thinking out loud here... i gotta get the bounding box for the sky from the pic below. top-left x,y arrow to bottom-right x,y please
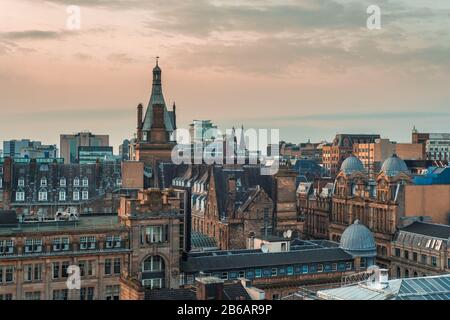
1,0 -> 450,152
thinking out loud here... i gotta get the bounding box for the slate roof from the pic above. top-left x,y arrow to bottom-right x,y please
401,221 -> 450,239
181,247 -> 353,273
223,283 -> 251,300
144,288 -> 196,300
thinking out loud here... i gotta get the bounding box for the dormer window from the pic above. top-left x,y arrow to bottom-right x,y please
82,177 -> 89,187
40,177 -> 47,187
18,178 -> 25,187
60,178 -> 66,187
74,177 -> 80,187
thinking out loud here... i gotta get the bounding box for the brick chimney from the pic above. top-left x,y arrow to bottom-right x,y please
195,277 -> 224,300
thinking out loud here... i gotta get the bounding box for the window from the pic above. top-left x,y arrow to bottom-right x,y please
331,263 -> 338,272
116,179 -> 122,186
142,278 -> 162,289
5,266 -> 14,283
271,268 -> 277,277
302,265 -> 309,273
59,190 -> 66,201
287,266 -> 294,275
82,190 -> 89,200
61,261 -> 70,278
16,191 -> 25,202
360,259 -> 366,269
40,177 -> 47,187
395,248 -> 401,257
413,252 -> 418,262
60,178 -> 66,187
106,236 -> 121,249
24,264 -> 41,283
404,250 -> 409,260
142,225 -> 168,244
73,191 -> 80,201
105,285 -> 120,300
52,289 -> 68,300
238,271 -> 245,278
255,269 -> 262,278
74,178 -> 80,187
0,294 -> 13,300
38,191 -> 47,202
52,263 -> 60,279
105,259 -> 112,275
18,178 -> 25,187
345,262 -> 353,271
113,258 -> 121,275
0,240 -> 14,254
431,256 -> 437,267
25,291 -> 41,300
317,264 -> 324,273
221,272 -> 228,280
421,254 -> 427,264
82,178 -> 89,187
80,236 -> 96,250
53,237 -> 70,251
25,239 -> 42,253
142,256 -> 164,272
80,287 -> 94,300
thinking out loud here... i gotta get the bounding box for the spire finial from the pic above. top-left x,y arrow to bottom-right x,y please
156,56 -> 159,66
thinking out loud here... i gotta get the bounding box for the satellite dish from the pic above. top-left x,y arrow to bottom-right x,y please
286,230 -> 293,238
261,244 -> 269,253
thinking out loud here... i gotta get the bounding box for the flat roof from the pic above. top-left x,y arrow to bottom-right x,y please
0,214 -> 123,236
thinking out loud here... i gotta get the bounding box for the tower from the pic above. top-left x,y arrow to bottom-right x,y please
134,59 -> 177,187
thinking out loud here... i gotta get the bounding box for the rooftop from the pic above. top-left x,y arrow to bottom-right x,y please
400,221 -> 450,240
317,274 -> 450,300
0,214 -> 123,236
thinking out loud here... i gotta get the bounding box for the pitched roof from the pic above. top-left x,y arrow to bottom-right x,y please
401,221 -> 450,239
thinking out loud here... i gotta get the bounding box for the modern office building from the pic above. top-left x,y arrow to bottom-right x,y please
78,146 -> 115,164
60,132 -> 109,164
3,140 -> 58,159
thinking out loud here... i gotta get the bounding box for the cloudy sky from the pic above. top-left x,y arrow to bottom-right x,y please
1,0 -> 450,151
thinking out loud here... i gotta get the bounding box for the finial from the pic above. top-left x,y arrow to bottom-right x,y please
156,56 -> 159,66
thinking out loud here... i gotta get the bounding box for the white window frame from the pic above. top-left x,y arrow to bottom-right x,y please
73,191 -> 80,201
60,178 -> 66,187
59,190 -> 66,201
82,190 -> 89,200
74,178 -> 80,187
38,191 -> 47,202
18,178 -> 25,187
16,191 -> 25,202
40,178 -> 47,187
82,178 -> 89,187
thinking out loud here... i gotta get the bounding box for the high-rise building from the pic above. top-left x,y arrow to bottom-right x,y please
2,140 -> 58,159
60,132 -> 109,164
119,139 -> 130,161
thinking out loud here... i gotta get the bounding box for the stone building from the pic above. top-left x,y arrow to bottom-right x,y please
329,154 -> 411,268
133,60 -> 177,188
0,157 -> 126,217
390,221 -> 450,279
322,134 -> 380,177
0,188 -> 185,300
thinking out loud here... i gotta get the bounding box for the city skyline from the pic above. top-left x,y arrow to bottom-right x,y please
1,0 -> 450,150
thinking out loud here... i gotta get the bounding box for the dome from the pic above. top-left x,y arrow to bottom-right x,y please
381,154 -> 409,177
340,156 -> 365,175
339,220 -> 376,258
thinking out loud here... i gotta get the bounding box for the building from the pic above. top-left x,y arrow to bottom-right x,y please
119,140 -> 130,161
0,157 -> 133,216
317,273 -> 450,300
60,132 -> 109,164
297,182 -> 333,239
322,134 -> 380,177
3,140 -> 58,159
353,138 -> 424,176
78,146 -> 115,164
167,163 -> 302,250
405,166 -> 450,225
329,154 -> 412,268
390,221 -> 450,279
134,60 -> 177,187
0,188 -> 185,300
412,128 -> 450,162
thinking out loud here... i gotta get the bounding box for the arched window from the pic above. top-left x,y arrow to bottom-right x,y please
142,255 -> 165,272
396,267 -> 401,279
141,256 -> 165,289
404,269 -> 409,278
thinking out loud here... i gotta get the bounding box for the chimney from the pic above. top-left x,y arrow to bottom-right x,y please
195,277 -> 224,300
137,104 -> 143,141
